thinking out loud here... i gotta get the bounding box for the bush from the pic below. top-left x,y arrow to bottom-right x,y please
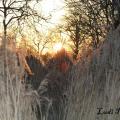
37,49 -> 73,120
26,54 -> 47,90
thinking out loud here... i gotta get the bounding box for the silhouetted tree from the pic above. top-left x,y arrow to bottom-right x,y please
64,0 -> 120,59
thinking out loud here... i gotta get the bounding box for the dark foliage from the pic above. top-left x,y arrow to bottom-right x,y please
46,49 -> 73,72
38,69 -> 70,120
37,50 -> 73,120
26,55 -> 48,90
25,49 -> 73,120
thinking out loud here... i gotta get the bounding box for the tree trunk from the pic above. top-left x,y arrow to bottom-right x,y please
2,9 -> 7,80
73,23 -> 80,60
73,46 -> 79,60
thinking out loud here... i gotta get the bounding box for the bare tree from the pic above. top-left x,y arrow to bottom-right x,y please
63,0 -> 120,59
32,30 -> 49,54
65,12 -> 86,60
0,0 -> 44,75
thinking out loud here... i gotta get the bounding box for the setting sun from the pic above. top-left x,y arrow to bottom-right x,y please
53,42 -> 63,52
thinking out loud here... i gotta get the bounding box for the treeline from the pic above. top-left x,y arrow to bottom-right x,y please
61,0 -> 120,59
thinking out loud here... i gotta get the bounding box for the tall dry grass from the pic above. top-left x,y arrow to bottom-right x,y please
65,26 -> 120,120
0,44 -> 41,120
1,25 -> 120,120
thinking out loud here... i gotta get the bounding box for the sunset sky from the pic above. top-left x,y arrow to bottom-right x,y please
0,0 -> 65,29
32,0 -> 68,53
40,0 -> 65,27
0,0 -> 68,53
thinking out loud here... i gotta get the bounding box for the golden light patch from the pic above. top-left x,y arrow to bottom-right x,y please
53,42 -> 62,52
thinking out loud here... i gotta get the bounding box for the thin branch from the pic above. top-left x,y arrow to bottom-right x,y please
0,7 -> 4,9
8,0 -> 23,7
0,9 -> 4,13
2,0 -> 6,8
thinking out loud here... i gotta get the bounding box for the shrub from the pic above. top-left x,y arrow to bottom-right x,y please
26,54 -> 47,90
37,49 -> 73,120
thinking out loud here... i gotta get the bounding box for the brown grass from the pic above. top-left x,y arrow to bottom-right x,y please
65,26 -> 120,120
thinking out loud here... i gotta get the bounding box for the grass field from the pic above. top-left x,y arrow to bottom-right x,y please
0,26 -> 120,120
